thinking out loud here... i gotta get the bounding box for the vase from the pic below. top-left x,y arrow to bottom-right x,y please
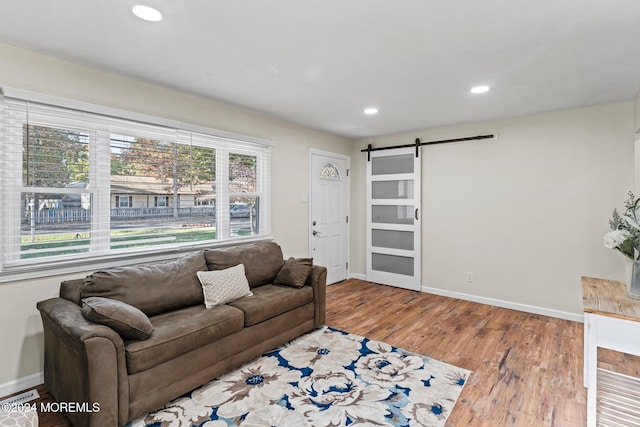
626,259 -> 640,299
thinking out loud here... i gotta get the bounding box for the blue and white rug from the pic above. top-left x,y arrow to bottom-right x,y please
131,327 -> 471,427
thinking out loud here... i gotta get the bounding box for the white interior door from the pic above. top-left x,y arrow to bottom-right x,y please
310,151 -> 349,284
366,147 -> 421,290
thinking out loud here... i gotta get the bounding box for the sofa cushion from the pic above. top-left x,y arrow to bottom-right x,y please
197,264 -> 253,308
274,257 -> 313,288
204,241 -> 284,288
81,251 -> 207,316
60,278 -> 84,305
81,297 -> 154,340
228,284 -> 313,326
125,304 -> 244,374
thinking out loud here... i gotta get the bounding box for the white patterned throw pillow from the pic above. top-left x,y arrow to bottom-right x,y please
197,264 -> 253,308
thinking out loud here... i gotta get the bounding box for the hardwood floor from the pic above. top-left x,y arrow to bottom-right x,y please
7,278 -> 640,426
326,279 -> 640,427
326,280 -> 585,426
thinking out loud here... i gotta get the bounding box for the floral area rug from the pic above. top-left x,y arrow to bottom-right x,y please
129,326 -> 471,427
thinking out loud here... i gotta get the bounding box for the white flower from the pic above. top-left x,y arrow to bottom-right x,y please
401,370 -> 469,426
240,405 -> 308,427
191,356 -> 301,418
288,369 -> 393,426
355,351 -> 424,388
143,396 -> 212,427
604,229 -> 630,249
279,328 -> 361,372
201,422 -> 228,427
625,215 -> 640,231
403,400 -> 452,427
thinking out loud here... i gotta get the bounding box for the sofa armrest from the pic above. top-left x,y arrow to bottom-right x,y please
305,265 -> 327,327
37,298 -> 129,427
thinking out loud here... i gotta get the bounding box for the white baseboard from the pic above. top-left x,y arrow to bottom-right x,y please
349,274 -> 581,322
421,285 -> 583,323
0,372 -> 43,398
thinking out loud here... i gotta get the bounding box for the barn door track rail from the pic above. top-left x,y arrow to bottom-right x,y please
361,134 -> 495,161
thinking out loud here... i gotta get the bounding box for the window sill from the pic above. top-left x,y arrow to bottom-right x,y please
0,235 -> 273,284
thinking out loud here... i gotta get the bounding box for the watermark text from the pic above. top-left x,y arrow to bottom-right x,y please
1,401 -> 100,413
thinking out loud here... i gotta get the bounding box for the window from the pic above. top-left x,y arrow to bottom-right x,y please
319,162 -> 341,181
0,90 -> 272,275
116,195 -> 133,208
19,124 -> 92,259
154,196 -> 168,207
229,153 -> 259,236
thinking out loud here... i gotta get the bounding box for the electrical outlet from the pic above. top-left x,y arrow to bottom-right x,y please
466,272 -> 474,283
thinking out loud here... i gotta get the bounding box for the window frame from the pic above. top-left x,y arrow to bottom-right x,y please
0,87 -> 273,283
154,196 -> 168,208
116,195 -> 133,208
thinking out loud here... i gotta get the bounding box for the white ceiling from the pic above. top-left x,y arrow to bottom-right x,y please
1,0 -> 639,138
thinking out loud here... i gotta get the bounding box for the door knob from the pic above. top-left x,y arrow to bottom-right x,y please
313,230 -> 321,236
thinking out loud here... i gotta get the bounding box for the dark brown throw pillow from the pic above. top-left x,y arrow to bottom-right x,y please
274,257 -> 313,288
81,296 -> 154,340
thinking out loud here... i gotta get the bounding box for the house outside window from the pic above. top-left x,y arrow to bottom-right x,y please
0,90 -> 272,276
195,196 -> 214,206
154,196 -> 168,207
116,195 -> 133,208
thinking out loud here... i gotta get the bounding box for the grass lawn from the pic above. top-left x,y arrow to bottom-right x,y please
20,227 -> 218,259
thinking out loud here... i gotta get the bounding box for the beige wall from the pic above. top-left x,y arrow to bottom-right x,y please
636,92 -> 640,191
635,91 -> 640,133
0,43 -> 351,387
352,102 -> 635,315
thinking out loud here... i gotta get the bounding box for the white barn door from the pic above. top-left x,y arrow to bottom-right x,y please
366,147 -> 421,290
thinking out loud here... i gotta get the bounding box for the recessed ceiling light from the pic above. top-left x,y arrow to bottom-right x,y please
132,5 -> 163,22
470,85 -> 490,94
364,107 -> 378,115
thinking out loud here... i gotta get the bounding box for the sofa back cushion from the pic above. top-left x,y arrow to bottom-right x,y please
60,278 -> 84,305
81,251 -> 207,316
204,241 -> 284,288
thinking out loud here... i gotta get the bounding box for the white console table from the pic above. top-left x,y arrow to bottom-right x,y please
583,276 -> 640,427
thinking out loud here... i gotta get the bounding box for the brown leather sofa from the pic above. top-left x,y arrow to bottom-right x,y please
36,241 -> 327,427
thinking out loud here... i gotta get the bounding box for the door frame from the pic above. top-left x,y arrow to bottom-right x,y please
308,148 -> 351,283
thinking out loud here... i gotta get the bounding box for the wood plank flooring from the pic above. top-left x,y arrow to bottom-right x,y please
326,280 -> 588,426
326,279 -> 640,427
7,278 -> 640,426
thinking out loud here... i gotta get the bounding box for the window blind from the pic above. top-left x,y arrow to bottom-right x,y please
0,91 -> 272,273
